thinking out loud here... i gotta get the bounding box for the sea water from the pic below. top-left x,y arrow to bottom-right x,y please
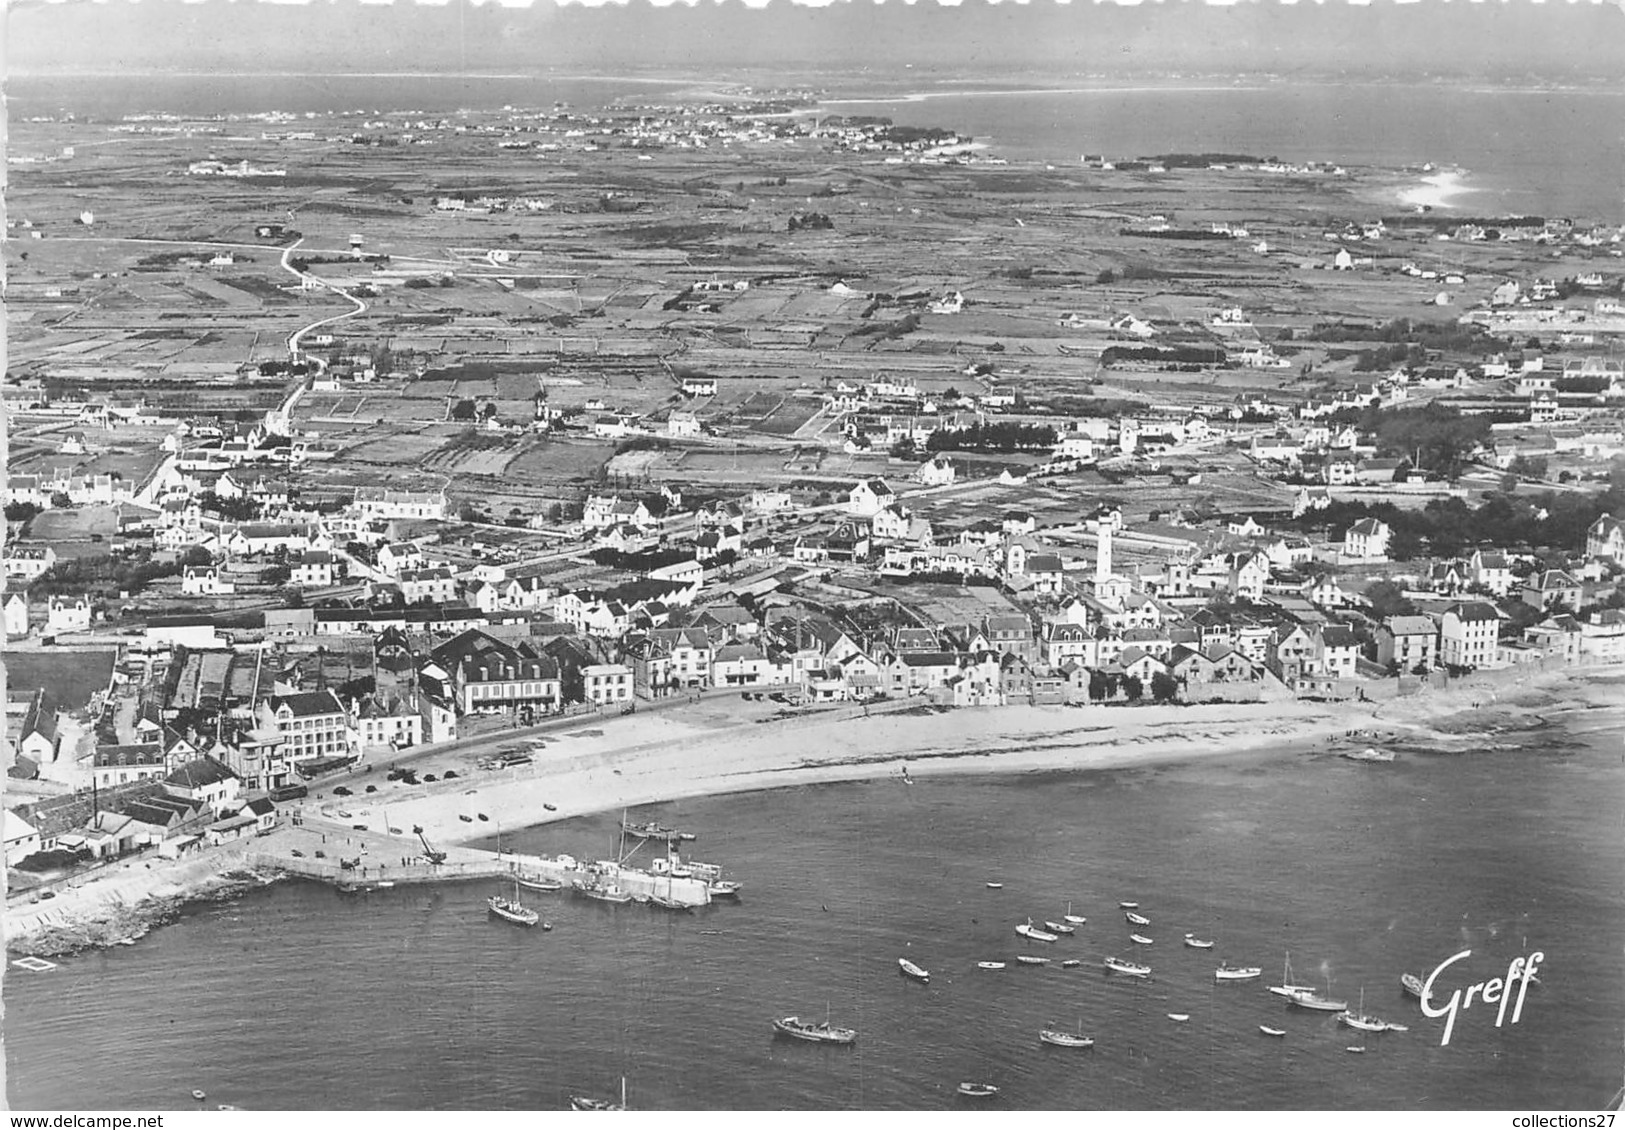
6,698 -> 1621,1110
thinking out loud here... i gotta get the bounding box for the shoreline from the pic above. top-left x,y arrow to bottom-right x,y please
1397,168 -> 1472,211
7,664 -> 1617,959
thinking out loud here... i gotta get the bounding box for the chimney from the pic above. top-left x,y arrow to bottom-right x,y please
1096,525 -> 1113,585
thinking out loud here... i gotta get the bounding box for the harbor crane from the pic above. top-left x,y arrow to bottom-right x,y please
418,830 -> 447,866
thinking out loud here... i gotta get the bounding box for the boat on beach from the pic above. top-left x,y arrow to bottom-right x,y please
1016,919 -> 1059,943
1129,934 -> 1153,945
1184,934 -> 1214,949
1216,964 -> 1263,981
773,1012 -> 857,1046
1125,910 -> 1151,926
898,957 -> 931,983
1104,956 -> 1151,977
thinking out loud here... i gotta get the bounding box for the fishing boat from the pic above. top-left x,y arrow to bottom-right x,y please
1119,901 -> 1139,909
1259,1026 -> 1286,1037
1400,973 -> 1425,999
1125,910 -> 1151,926
986,882 -> 1004,890
1184,934 -> 1214,949
957,1083 -> 999,1099
1015,955 -> 1050,966
1016,919 -> 1058,943
1044,920 -> 1075,935
579,883 -> 634,905
570,1079 -> 628,1111
1338,989 -> 1400,1033
1215,963 -> 1263,981
978,961 -> 1007,971
1268,952 -> 1319,998
708,880 -> 743,899
1129,934 -> 1154,945
517,875 -> 564,893
773,1011 -> 857,1046
488,892 -> 541,927
1104,956 -> 1151,978
1287,981 -> 1349,1012
622,818 -> 691,841
1061,959 -> 1083,968
898,957 -> 931,983
1040,1022 -> 1094,1048
1063,903 -> 1086,925
1167,1013 -> 1191,1022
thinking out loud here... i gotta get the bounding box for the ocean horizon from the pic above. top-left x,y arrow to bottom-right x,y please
10,74 -> 1624,223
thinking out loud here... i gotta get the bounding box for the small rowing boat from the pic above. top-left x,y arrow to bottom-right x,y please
1044,920 -> 1075,935
957,1083 -> 999,1099
1119,901 -> 1139,909
898,958 -> 931,983
1184,934 -> 1214,949
517,875 -> 564,893
1061,959 -> 1082,968
1167,1013 -> 1190,1022
986,882 -> 1004,890
1125,911 -> 1150,926
1063,902 -> 1086,925
191,1090 -> 207,1102
1129,934 -> 1154,945
1259,1026 -> 1286,1037
1400,972 -> 1425,999
1346,1046 -> 1366,1054
1015,955 -> 1050,966
978,961 -> 1007,971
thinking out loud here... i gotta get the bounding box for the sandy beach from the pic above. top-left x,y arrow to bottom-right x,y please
1398,168 -> 1471,211
9,663 -> 1616,957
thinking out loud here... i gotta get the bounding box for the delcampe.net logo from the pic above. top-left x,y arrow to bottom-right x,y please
1421,949 -> 1545,1047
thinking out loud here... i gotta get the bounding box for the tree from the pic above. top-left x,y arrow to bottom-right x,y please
450,399 -> 477,421
1088,669 -> 1113,702
50,492 -> 71,509
1122,675 -> 1144,703
1363,580 -> 1418,621
180,546 -> 214,568
5,501 -> 41,524
1095,268 -> 1117,285
1150,670 -> 1179,703
262,563 -> 292,587
889,436 -> 917,459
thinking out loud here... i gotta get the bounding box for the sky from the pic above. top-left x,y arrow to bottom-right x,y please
6,0 -> 1621,80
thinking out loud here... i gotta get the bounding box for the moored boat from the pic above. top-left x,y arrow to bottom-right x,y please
1346,1046 -> 1366,1054
978,961 -> 1007,970
986,882 -> 1004,890
773,1015 -> 857,1046
1400,972 -> 1425,999
488,894 -> 541,927
1061,959 -> 1082,968
1259,1026 -> 1286,1037
1104,956 -> 1151,977
1184,934 -> 1214,949
579,883 -> 634,905
1063,902 -> 1086,925
1016,919 -> 1059,943
1129,934 -> 1154,945
898,957 -> 930,983
708,880 -> 743,899
1015,955 -> 1050,966
957,1083 -> 999,1099
1215,964 -> 1263,981
1119,901 -> 1139,909
517,875 -> 564,893
1125,911 -> 1151,926
570,1079 -> 628,1111
1044,920 -> 1075,935
1287,988 -> 1349,1012
1039,1024 -> 1094,1048
1167,1013 -> 1191,1022
1268,951 -> 1319,998
191,1090 -> 207,1102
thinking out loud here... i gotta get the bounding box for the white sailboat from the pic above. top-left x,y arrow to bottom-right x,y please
1268,951 -> 1319,998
